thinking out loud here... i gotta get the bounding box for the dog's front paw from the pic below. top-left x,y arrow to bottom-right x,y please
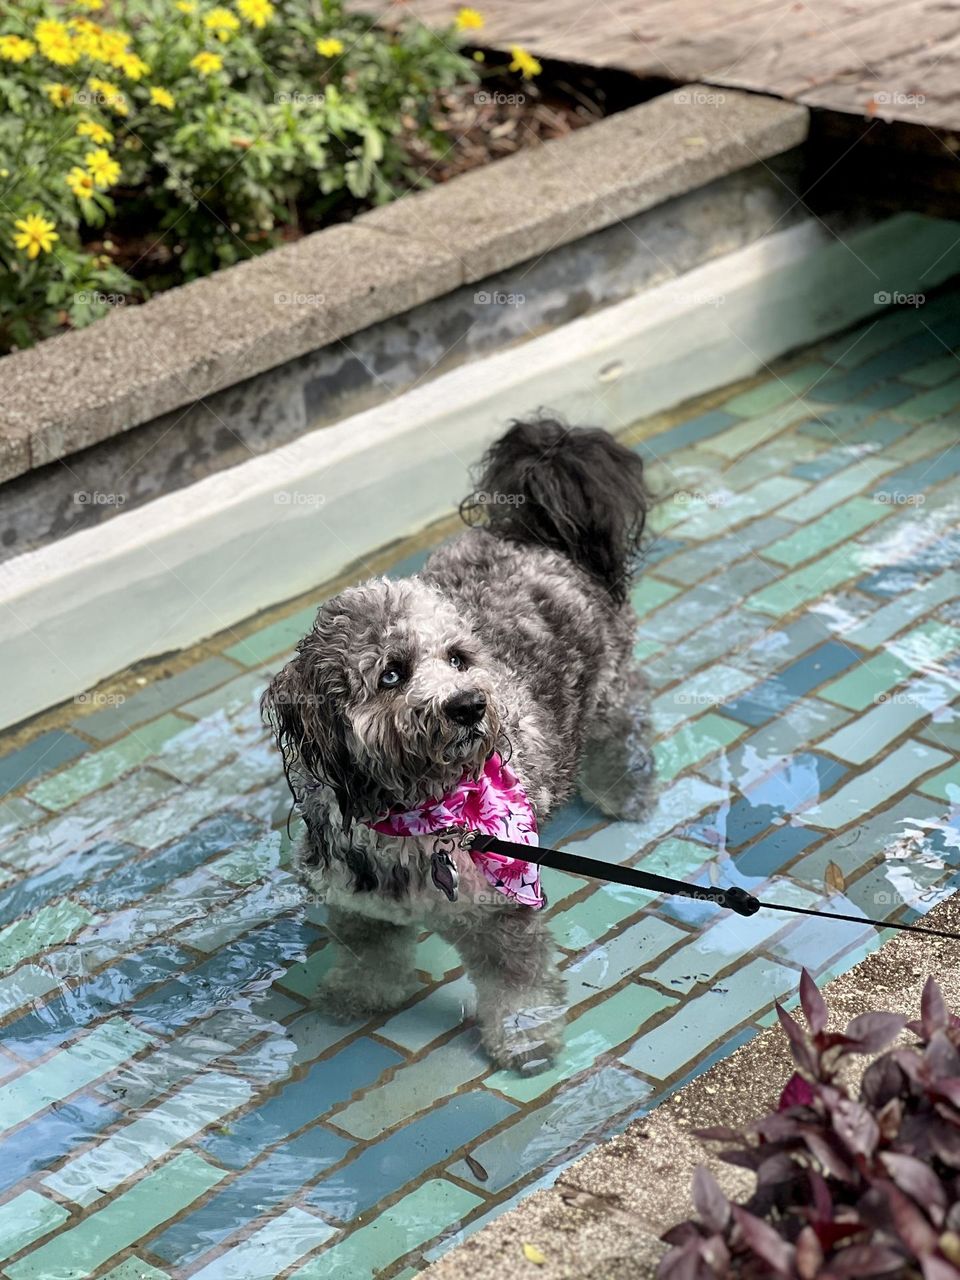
481,1000 -> 565,1075
318,968 -> 418,1020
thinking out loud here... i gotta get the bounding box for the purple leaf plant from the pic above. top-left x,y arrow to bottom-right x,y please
658,969 -> 960,1280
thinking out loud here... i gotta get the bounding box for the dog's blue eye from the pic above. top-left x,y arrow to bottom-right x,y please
379,668 -> 402,688
449,653 -> 464,669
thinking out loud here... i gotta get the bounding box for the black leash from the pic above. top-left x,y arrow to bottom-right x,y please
468,833 -> 960,944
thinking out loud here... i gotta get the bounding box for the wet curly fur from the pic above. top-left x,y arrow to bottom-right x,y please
263,417 -> 654,1073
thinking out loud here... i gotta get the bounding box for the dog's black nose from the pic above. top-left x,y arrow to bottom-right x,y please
444,689 -> 487,726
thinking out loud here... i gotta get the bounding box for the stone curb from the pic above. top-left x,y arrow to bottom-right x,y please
359,85 -> 808,282
0,85 -> 807,484
422,895 -> 960,1280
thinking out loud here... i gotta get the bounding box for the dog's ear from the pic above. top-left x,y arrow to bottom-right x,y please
260,658 -> 358,830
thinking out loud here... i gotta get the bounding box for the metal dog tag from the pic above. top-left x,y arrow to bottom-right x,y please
430,838 -> 459,903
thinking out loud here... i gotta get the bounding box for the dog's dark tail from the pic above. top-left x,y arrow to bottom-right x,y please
460,416 -> 649,606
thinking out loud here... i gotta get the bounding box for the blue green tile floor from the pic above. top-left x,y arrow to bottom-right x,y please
1,290 -> 959,1279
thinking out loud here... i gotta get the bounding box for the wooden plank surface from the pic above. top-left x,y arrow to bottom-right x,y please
354,0 -> 960,131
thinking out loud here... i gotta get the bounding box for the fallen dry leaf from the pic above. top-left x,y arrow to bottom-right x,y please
825,860 -> 846,894
556,1179 -> 623,1211
522,1242 -> 547,1264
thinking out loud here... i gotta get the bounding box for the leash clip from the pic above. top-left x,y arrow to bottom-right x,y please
450,826 -> 478,849
430,830 -> 464,903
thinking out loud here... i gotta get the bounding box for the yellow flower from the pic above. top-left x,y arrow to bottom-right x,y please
99,30 -> 131,60
115,51 -> 150,79
34,20 -> 68,42
35,20 -> 81,66
455,7 -> 484,30
75,0 -> 104,10
237,0 -> 274,28
149,85 -> 175,109
77,118 -> 113,143
88,75 -> 129,114
13,212 -> 59,260
43,82 -> 74,107
315,36 -> 344,57
39,34 -> 80,65
0,35 -> 36,63
190,50 -> 223,75
175,1 -> 197,12
66,166 -> 96,198
204,7 -> 240,40
85,147 -> 121,189
70,20 -> 108,59
508,44 -> 541,77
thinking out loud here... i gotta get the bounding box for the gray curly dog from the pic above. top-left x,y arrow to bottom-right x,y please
263,417 -> 654,1074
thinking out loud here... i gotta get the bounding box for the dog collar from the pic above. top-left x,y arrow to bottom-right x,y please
366,753 -> 544,909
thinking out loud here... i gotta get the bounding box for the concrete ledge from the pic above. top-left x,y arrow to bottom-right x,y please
360,85 -> 808,281
1,224 -> 458,479
422,894 -> 960,1280
0,85 -> 807,484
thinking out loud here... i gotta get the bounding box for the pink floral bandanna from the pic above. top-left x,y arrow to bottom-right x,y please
367,753 -> 544,908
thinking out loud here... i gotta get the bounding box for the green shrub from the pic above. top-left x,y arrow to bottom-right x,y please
0,0 -> 497,350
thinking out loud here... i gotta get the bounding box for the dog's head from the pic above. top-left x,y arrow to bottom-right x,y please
262,577 -> 504,827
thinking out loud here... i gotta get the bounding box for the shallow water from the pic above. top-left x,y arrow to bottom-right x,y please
0,295 -> 958,1278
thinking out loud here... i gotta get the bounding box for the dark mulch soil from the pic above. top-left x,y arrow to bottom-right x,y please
405,70 -> 608,181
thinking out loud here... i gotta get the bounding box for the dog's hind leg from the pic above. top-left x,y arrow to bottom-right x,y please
446,909 -> 565,1074
318,906 -> 419,1019
579,663 -> 655,822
